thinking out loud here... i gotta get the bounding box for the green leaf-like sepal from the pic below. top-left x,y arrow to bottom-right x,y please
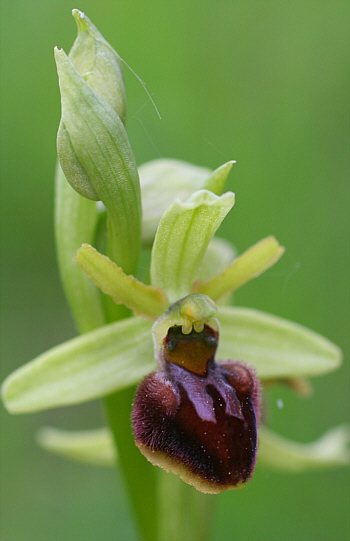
258,425 -> 350,471
2,318 -> 154,413
75,243 -> 168,319
217,306 -> 342,378
193,236 -> 284,300
150,189 -> 235,302
37,426 -> 116,466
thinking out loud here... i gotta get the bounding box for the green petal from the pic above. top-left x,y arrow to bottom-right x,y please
150,189 -> 235,303
217,306 -> 342,378
194,236 -> 284,300
55,163 -> 106,333
258,425 -> 350,471
55,47 -> 141,274
37,426 -> 115,466
2,318 -> 155,414
75,243 -> 168,319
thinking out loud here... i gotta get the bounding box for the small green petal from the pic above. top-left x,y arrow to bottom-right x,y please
217,306 -> 342,378
150,189 -> 235,303
2,318 -> 154,414
194,236 -> 284,300
37,426 -> 115,466
55,163 -> 106,333
202,160 -> 235,195
75,243 -> 168,319
258,425 -> 350,471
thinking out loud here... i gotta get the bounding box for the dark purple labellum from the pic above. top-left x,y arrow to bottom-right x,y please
132,324 -> 260,494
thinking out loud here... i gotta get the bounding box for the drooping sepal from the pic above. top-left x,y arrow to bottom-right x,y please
258,425 -> 350,471
37,426 -> 116,466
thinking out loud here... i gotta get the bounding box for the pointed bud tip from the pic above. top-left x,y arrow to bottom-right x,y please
54,46 -> 66,61
72,9 -> 88,33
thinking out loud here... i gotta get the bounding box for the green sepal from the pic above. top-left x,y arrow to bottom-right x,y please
75,243 -> 168,319
55,163 -> 106,333
70,9 -> 127,123
37,426 -> 115,466
258,425 -> 350,471
217,306 -> 342,378
55,47 -> 141,273
2,317 -> 154,414
193,236 -> 285,300
150,189 -> 235,303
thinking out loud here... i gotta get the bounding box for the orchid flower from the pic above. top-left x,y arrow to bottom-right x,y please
1,10 -> 348,541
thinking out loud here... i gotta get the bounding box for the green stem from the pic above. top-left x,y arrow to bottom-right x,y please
104,387 -> 158,541
158,470 -> 214,541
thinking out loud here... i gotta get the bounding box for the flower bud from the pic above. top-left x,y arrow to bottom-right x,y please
55,47 -> 141,271
132,295 -> 260,494
69,9 -> 127,123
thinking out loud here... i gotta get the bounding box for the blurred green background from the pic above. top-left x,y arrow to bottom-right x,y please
1,1 -> 349,540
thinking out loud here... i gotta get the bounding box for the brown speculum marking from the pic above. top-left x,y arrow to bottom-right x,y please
132,324 -> 260,493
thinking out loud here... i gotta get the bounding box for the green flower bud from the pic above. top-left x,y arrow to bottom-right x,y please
55,48 -> 141,271
69,9 -> 127,123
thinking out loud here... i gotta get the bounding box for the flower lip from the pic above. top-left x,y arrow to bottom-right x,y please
132,354 -> 260,493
